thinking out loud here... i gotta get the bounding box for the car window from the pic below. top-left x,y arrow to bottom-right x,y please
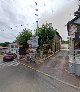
7,53 -> 13,55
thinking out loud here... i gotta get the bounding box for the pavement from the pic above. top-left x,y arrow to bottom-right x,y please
18,49 -> 80,88
0,49 -> 80,92
0,61 -> 80,92
0,44 -> 80,91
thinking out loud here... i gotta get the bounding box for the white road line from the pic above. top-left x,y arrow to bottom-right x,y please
0,63 -> 4,66
7,61 -> 20,66
12,63 -> 20,66
0,61 -> 20,68
17,60 -> 80,90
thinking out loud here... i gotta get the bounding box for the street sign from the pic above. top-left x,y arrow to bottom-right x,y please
27,36 -> 39,48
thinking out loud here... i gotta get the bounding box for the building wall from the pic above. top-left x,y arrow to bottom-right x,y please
8,43 -> 19,53
54,34 -> 61,52
0,47 -> 8,53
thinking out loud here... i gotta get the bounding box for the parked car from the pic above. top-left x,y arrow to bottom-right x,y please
3,53 -> 17,61
7,53 -> 17,59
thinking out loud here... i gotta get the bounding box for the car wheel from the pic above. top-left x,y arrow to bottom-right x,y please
3,59 -> 7,62
11,59 -> 14,61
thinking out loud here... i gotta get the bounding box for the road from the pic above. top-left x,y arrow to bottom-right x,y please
0,59 -> 80,92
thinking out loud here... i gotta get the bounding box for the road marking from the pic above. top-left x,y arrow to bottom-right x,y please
7,61 -> 20,66
17,60 -> 80,90
0,63 -> 5,66
0,61 -> 20,68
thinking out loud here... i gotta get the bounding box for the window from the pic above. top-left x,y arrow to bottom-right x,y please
11,45 -> 14,48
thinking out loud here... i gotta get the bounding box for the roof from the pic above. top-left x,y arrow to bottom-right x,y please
56,31 -> 62,39
67,16 -> 80,35
0,46 -> 8,49
9,42 -> 18,46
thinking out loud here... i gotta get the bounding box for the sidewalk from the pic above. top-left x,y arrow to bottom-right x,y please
18,50 -> 80,87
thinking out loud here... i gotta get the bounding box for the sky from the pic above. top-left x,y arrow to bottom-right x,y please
0,0 -> 79,42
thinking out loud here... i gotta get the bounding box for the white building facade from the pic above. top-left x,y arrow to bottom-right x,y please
8,42 -> 19,53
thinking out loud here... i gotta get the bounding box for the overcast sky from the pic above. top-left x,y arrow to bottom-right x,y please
0,0 -> 79,42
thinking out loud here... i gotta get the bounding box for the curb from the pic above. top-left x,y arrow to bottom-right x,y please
19,50 -> 60,64
17,60 -> 80,90
37,50 -> 60,64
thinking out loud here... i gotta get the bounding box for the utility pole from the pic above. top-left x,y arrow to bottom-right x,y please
34,1 -> 39,36
36,20 -> 38,36
36,21 -> 38,28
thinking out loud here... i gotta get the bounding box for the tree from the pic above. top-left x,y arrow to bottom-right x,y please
16,28 -> 32,47
35,23 -> 57,50
0,42 -> 10,47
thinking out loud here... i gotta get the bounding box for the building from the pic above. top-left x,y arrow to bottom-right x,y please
67,2 -> 80,75
8,42 -> 19,53
54,31 -> 62,52
51,31 -> 62,53
0,46 -> 8,53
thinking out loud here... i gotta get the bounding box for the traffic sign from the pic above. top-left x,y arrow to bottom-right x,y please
27,36 -> 39,48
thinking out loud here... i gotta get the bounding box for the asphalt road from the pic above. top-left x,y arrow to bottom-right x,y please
0,60 -> 80,92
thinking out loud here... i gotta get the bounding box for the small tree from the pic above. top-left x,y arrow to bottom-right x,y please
16,28 -> 32,48
0,42 -> 10,47
36,23 -> 57,50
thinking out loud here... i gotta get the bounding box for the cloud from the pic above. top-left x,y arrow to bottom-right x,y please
39,0 -> 78,40
0,0 -> 36,42
0,0 -> 78,42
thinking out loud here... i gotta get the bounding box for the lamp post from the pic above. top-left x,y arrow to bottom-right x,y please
36,21 -> 38,29
35,2 -> 38,36
36,20 -> 38,36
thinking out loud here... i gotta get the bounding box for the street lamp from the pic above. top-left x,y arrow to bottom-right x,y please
34,1 -> 39,36
36,20 -> 38,29
36,20 -> 38,36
